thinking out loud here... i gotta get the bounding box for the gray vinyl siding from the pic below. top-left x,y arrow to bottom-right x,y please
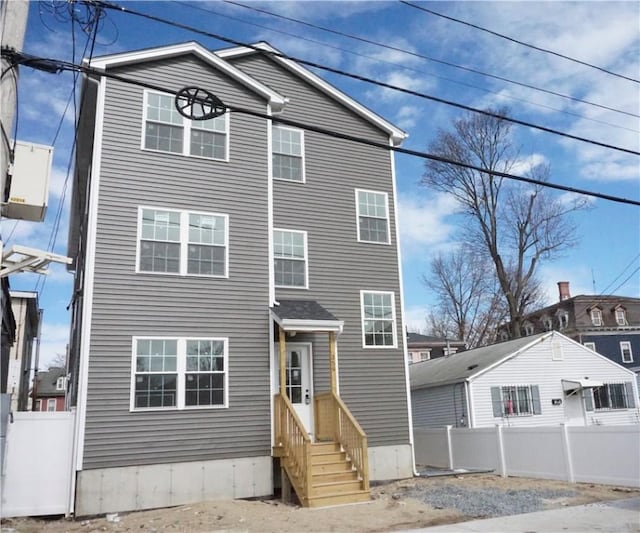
83,55 -> 272,469
411,384 -> 468,429
231,55 -> 410,447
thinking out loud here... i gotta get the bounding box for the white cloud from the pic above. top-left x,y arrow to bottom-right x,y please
38,321 -> 70,370
403,305 -> 430,334
510,153 -> 548,175
395,105 -> 420,130
397,192 -> 459,256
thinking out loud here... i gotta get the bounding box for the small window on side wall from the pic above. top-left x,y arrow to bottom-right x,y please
361,291 -> 396,348
355,189 -> 390,244
272,125 -> 304,182
620,341 -> 633,363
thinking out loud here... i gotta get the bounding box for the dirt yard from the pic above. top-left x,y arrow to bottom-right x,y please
3,474 -> 638,533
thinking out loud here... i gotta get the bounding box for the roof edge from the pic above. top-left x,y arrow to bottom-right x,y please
217,42 -> 408,145
87,41 -> 287,111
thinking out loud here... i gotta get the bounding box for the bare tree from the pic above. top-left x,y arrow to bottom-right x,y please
423,250 -> 506,347
48,352 -> 67,370
422,108 -> 588,338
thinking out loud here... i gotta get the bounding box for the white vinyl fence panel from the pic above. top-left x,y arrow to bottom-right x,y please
0,411 -> 75,517
414,424 -> 640,488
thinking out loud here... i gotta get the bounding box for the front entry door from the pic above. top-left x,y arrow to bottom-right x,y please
278,344 -> 313,438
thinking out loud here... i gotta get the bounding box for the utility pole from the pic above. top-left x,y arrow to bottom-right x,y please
1,0 -> 29,474
1,0 -> 29,200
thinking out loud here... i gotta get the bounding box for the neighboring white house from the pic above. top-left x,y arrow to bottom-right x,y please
410,331 -> 639,428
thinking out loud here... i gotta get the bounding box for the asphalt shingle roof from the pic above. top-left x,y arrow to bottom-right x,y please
410,332 -> 552,390
271,300 -> 338,322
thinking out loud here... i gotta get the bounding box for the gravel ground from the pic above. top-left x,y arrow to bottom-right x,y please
404,483 -> 578,518
3,474 -> 637,532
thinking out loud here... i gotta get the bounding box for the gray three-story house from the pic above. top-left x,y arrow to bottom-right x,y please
67,41 -> 414,514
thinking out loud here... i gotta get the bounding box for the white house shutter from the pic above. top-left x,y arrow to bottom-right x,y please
531,385 -> 541,414
584,389 -> 594,411
491,387 -> 502,417
624,382 -> 636,408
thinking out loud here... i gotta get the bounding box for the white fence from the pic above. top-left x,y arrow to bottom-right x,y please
1,411 -> 75,517
414,424 -> 640,488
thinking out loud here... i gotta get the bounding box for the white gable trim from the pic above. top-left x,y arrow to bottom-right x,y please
88,41 -> 287,112
217,42 -> 407,146
561,332 -> 638,378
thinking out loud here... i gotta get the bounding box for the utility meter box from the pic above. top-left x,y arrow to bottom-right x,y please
3,141 -> 53,222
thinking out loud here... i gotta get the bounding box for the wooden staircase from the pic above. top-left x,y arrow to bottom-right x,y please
274,393 -> 370,508
306,441 -> 370,507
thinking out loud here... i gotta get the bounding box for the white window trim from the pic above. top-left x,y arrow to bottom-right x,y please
135,206 -> 229,278
551,341 -> 563,361
500,384 -> 536,417
620,341 -> 633,363
272,125 -> 305,183
419,350 -> 431,361
47,398 -> 56,411
56,377 -> 66,391
360,290 -> 397,349
130,336 -> 229,412
557,312 -> 569,330
593,382 -> 629,411
355,189 -> 391,245
141,90 -> 230,162
583,342 -> 596,351
590,308 -> 602,326
273,228 -> 309,290
615,308 -> 627,326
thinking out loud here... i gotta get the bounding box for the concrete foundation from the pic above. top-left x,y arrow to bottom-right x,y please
75,455 -> 272,516
368,444 -> 414,480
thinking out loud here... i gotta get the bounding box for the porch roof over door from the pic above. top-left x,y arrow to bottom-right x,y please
271,300 -> 344,333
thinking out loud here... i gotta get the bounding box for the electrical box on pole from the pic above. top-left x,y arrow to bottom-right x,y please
2,141 -> 53,222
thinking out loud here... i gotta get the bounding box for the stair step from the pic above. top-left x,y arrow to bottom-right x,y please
311,450 -> 346,464
307,490 -> 371,508
312,479 -> 363,497
311,442 -> 341,453
312,470 -> 358,483
312,461 -> 353,474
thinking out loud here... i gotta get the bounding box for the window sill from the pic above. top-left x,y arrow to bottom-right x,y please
275,285 -> 309,290
136,270 -> 229,279
130,405 -> 229,412
357,239 -> 392,246
141,146 -> 229,163
273,177 -> 306,184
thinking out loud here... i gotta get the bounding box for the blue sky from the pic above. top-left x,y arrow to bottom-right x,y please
3,1 -> 639,367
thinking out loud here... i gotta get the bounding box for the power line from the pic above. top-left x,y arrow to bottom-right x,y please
608,267 -> 640,296
172,0 -> 637,135
223,0 -> 638,118
598,253 -> 640,295
400,1 -> 640,85
82,1 -> 640,157
7,48 -> 640,207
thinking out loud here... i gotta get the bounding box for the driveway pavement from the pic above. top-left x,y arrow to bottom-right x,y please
404,496 -> 640,532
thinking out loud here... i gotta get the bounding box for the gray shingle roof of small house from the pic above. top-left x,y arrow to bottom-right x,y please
271,300 -> 338,322
35,367 -> 66,397
410,332 -> 552,390
406,332 -> 466,346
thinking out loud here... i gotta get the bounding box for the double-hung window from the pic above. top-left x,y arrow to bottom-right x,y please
273,125 -> 304,182
620,341 -> 633,363
47,399 -> 56,412
590,308 -> 602,326
361,291 -> 396,348
492,385 -> 541,417
356,189 -> 390,244
132,337 -> 227,410
593,383 -> 628,410
138,207 -> 228,277
143,91 -> 228,160
615,308 -> 627,325
273,229 -> 307,288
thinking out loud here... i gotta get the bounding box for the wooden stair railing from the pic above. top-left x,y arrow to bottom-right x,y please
274,393 -> 312,504
314,391 -> 370,491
